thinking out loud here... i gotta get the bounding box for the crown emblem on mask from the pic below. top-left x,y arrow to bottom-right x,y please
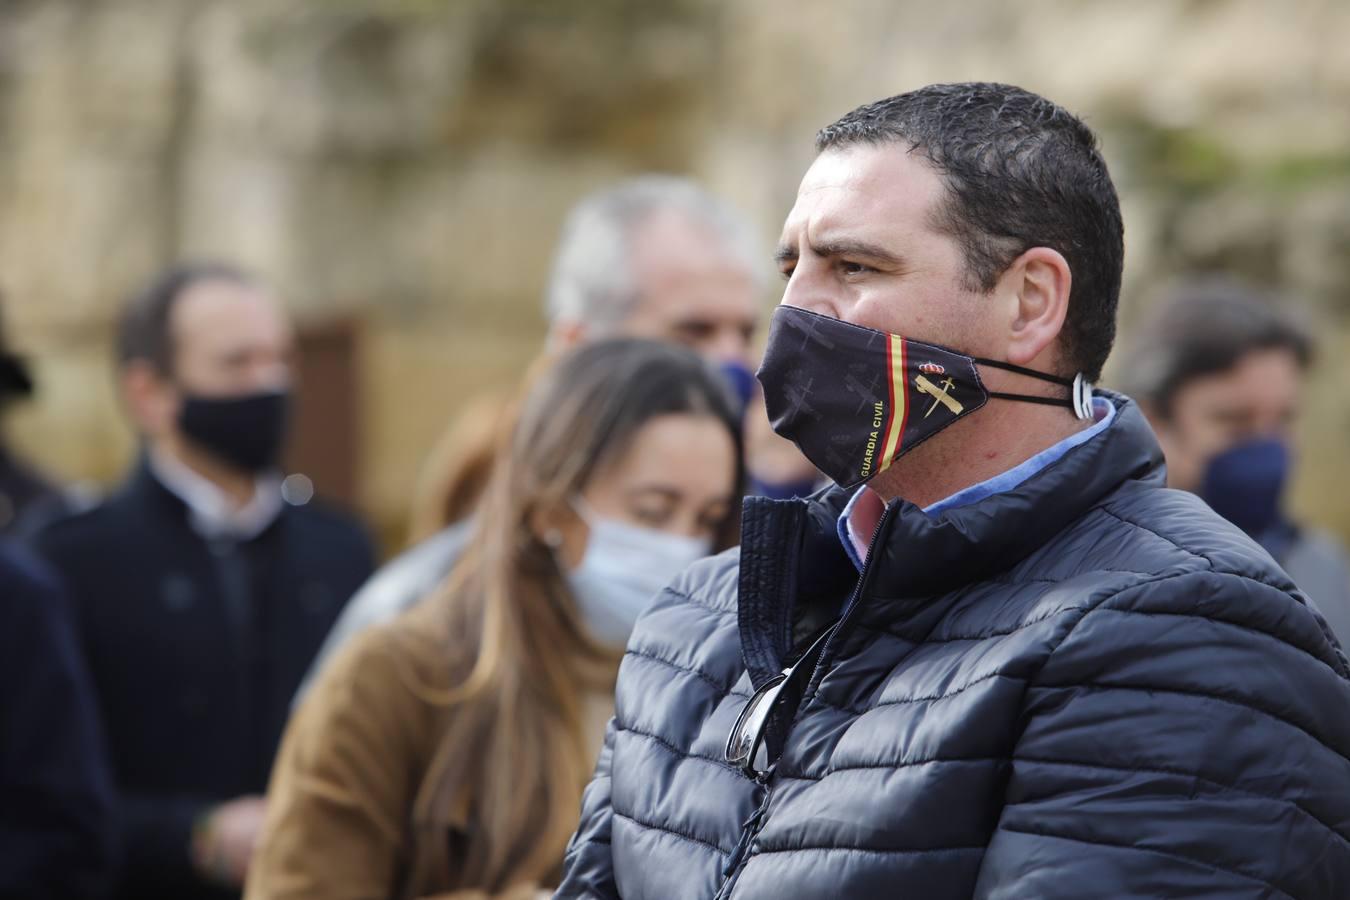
919,362 -> 946,375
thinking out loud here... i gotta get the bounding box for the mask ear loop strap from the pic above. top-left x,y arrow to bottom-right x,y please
974,360 -> 1095,421
986,392 -> 1073,407
972,357 -> 1074,387
570,495 -> 600,527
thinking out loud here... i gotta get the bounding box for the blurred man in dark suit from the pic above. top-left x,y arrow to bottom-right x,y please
34,263 -> 375,900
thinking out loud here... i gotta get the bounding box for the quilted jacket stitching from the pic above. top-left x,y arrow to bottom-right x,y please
855,601 -> 1100,646
997,823 -> 1295,899
1031,679 -> 1350,765
661,585 -> 736,617
1085,602 -> 1347,680
810,669 -> 1025,717
1098,504 -> 1312,605
749,844 -> 987,857
814,572 -> 1200,719
624,648 -> 750,699
611,810 -> 731,856
844,568 -> 1197,711
616,722 -> 740,773
773,755 -> 1004,782
1014,755 -> 1350,846
1097,506 -> 1217,571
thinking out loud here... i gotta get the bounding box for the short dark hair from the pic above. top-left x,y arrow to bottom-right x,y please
815,82 -> 1124,382
1119,277 -> 1313,418
116,262 -> 256,375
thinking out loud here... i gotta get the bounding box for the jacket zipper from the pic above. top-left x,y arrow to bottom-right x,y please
713,504 -> 898,898
713,771 -> 775,900
801,503 -> 897,704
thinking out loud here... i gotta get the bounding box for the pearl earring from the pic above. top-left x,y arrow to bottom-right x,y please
542,528 -> 564,549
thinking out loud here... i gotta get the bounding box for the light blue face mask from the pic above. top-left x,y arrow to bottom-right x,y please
566,499 -> 713,647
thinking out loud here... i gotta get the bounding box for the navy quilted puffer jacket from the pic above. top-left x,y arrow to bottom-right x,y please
556,393 -> 1350,899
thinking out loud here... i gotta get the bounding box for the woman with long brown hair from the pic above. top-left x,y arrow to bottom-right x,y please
245,339 -> 744,900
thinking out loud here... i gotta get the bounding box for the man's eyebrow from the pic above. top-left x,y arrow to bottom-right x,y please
809,238 -> 906,267
773,243 -> 798,265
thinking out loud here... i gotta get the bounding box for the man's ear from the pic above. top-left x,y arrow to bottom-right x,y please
1000,246 -> 1072,369
120,360 -> 177,438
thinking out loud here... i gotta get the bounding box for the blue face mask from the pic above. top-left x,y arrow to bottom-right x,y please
719,359 -> 758,416
1199,437 -> 1291,540
565,501 -> 713,647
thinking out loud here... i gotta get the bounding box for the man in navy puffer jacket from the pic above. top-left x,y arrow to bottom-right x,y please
556,83 -> 1350,899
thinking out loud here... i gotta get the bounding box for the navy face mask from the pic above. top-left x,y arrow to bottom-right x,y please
178,389 -> 291,474
1199,437 -> 1290,539
719,359 -> 759,416
755,305 -> 1093,489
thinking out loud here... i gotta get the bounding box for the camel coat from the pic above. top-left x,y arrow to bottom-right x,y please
244,597 -> 611,900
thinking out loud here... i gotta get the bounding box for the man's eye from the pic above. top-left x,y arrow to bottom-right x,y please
1210,409 -> 1251,429
840,261 -> 871,276
674,322 -> 715,341
778,265 -> 795,282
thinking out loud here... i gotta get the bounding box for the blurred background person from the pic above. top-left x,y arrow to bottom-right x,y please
0,297 -> 64,535
246,339 -> 743,900
0,541 -> 118,899
543,176 -> 762,382
298,174 -> 812,699
540,175 -> 817,496
32,263 -> 376,900
408,174 -> 795,537
1121,277 -> 1350,643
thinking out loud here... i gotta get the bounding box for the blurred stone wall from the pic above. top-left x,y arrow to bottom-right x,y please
2,0 -> 1348,549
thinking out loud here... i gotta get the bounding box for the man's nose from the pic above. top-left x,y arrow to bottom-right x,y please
246,358 -> 291,393
779,264 -> 840,320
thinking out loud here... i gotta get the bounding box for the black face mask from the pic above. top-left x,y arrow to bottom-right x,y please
177,390 -> 291,474
755,305 -> 1093,489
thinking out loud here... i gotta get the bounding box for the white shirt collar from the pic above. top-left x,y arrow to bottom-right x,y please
147,449 -> 284,542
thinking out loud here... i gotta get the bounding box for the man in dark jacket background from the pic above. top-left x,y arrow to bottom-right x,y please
33,264 -> 375,900
556,83 -> 1350,899
0,541 -> 117,899
1122,278 -> 1350,646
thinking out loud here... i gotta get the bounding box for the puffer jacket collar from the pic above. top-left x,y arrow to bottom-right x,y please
737,391 -> 1165,688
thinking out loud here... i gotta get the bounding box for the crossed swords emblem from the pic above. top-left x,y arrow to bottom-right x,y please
914,374 -> 963,418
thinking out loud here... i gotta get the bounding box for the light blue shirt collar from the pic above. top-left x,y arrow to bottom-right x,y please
837,397 -> 1117,571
